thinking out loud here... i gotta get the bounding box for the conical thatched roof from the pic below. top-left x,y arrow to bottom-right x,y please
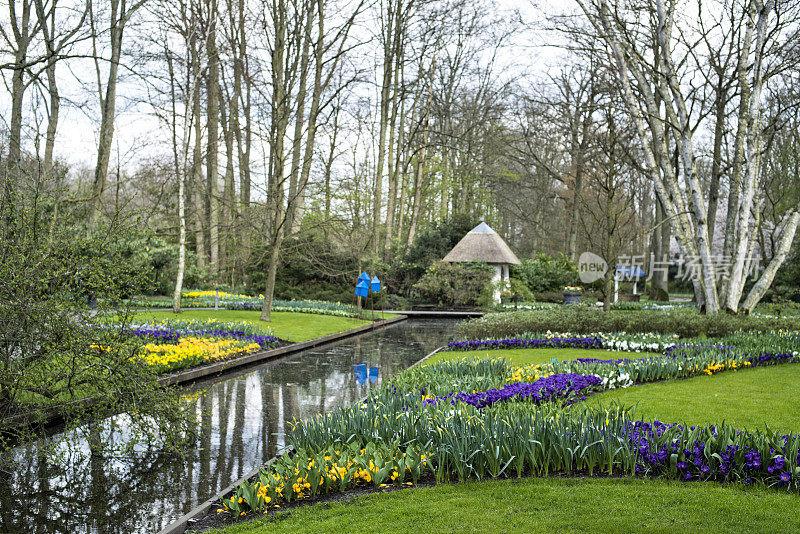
443,222 -> 521,265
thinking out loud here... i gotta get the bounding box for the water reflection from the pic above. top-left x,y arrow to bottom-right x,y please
0,319 -> 459,534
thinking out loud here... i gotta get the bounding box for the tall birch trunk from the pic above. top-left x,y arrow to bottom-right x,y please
725,0 -> 772,312
190,26 -> 206,269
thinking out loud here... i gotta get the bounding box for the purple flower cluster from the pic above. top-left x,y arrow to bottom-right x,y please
421,373 -> 602,409
625,421 -> 799,485
129,328 -> 283,348
447,337 -> 602,352
748,352 -> 795,366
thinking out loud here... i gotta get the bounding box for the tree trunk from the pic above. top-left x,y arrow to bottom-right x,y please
207,0 -> 221,275
259,240 -> 282,322
720,4 -> 755,305
742,210 -> 800,312
260,0 -> 289,322
725,0 -> 771,313
285,2 -> 312,238
373,0 -> 399,251
91,0 -> 136,223
6,0 -> 36,192
707,73 -> 727,248
191,28 -> 206,269
382,16 -> 404,257
173,174 -> 187,313
567,110 -> 591,261
407,51 -> 435,246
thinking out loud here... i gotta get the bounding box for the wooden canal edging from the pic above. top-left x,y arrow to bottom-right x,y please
159,314 -> 407,387
3,315 -> 407,438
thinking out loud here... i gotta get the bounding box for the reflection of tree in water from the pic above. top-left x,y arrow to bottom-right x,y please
0,319 -> 461,533
0,442 -> 197,533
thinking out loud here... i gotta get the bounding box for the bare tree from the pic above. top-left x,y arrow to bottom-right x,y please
89,0 -> 148,223
575,0 -> 800,313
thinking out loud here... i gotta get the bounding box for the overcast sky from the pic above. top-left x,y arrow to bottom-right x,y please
1,0 -> 573,177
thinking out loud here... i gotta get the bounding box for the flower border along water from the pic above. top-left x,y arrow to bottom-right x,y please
126,319 -> 286,373
217,331 -> 800,518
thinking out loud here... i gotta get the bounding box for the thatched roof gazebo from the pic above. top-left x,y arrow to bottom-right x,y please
443,222 -> 521,303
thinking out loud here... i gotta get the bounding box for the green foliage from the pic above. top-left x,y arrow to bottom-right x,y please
501,278 -> 535,303
411,261 -> 494,308
388,214 -> 479,296
512,253 -> 579,293
456,308 -> 800,339
0,191 -> 195,456
248,235 -> 359,302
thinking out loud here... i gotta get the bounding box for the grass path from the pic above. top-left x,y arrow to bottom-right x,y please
585,363 -> 800,434
125,310 -> 374,342
423,347 -> 657,367
206,477 -> 800,534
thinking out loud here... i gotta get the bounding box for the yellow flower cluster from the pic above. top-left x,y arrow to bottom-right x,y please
508,364 -> 554,383
139,337 -> 261,368
183,290 -> 235,298
220,448 -> 428,516
702,360 -> 751,376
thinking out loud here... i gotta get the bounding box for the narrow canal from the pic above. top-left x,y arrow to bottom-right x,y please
0,318 -> 462,534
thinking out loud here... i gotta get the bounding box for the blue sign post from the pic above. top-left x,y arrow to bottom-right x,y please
353,272 -> 385,321
355,279 -> 369,298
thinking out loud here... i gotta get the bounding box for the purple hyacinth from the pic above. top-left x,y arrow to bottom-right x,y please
128,328 -> 283,348
422,373 -> 602,409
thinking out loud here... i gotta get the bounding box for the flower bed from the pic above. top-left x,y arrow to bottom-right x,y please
217,331 -> 800,520
139,337 -> 263,372
123,319 -> 285,373
225,299 -> 360,317
223,395 -> 800,517
131,293 -> 363,318
421,373 -> 602,408
447,336 -> 602,351
457,308 -> 800,339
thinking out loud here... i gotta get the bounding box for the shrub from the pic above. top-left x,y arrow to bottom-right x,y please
411,261 -> 494,308
455,307 -> 800,340
512,253 -> 579,293
388,214 -> 479,297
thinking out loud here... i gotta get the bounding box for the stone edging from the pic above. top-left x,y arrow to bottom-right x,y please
407,345 -> 448,370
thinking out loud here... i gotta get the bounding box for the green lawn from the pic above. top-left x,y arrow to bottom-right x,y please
125,310 -> 378,342
424,347 -> 656,367
203,477 -> 800,534
586,364 -> 800,434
